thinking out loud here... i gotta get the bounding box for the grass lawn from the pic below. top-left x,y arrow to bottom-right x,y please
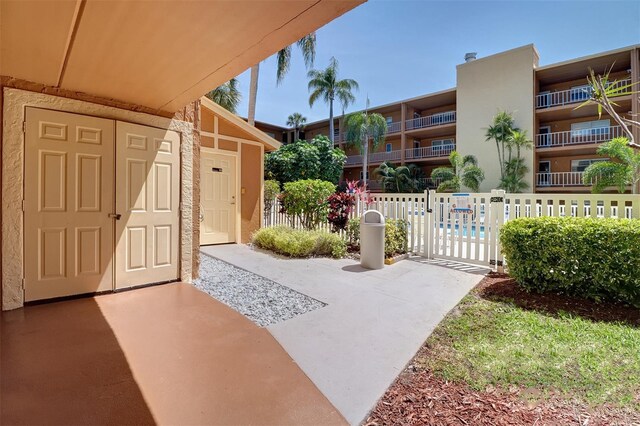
418,282 -> 640,410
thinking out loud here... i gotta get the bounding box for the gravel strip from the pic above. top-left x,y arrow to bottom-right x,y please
195,252 -> 326,327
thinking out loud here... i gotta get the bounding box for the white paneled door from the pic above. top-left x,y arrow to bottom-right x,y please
200,151 -> 237,245
115,122 -> 180,288
25,108 -> 115,301
24,108 -> 181,301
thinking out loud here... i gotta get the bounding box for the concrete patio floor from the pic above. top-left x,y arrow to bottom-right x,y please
1,283 -> 346,425
201,244 -> 485,425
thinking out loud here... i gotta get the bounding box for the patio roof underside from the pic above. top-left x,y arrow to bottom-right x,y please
0,0 -> 363,114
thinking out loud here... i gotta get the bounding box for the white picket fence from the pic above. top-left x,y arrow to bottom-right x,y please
263,191 -> 640,270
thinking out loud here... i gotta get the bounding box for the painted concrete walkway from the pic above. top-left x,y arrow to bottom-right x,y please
2,283 -> 346,425
201,244 -> 484,425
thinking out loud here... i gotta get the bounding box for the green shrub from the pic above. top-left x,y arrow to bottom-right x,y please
280,179 -> 335,230
346,217 -> 409,257
252,226 -> 346,258
263,179 -> 280,217
500,217 -> 640,307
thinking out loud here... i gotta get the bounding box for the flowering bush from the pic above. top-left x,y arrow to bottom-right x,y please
327,192 -> 355,232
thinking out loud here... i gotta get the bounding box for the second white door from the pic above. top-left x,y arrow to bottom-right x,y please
200,151 -> 237,245
115,121 -> 181,288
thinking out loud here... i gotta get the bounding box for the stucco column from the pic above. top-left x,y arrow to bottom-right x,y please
400,103 -> 406,165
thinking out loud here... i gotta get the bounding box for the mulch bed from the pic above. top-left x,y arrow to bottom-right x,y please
363,274 -> 640,425
478,272 -> 640,327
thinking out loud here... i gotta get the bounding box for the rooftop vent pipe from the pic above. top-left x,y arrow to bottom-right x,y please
464,52 -> 477,62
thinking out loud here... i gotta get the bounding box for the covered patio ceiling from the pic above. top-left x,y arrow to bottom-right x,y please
0,0 -> 364,113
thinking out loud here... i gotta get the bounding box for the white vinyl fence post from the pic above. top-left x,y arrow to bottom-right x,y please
489,189 -> 505,273
425,190 -> 434,259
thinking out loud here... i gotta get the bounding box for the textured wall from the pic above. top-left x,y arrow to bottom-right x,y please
456,45 -> 539,192
2,88 -> 194,310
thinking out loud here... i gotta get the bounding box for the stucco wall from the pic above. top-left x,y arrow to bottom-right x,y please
241,144 -> 261,243
456,45 -> 539,192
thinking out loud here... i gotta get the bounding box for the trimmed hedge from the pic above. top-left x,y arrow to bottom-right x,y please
347,217 -> 409,258
251,226 -> 346,258
500,217 -> 640,307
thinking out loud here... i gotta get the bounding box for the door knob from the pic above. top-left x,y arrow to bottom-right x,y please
230,196 -> 236,205
108,213 -> 122,220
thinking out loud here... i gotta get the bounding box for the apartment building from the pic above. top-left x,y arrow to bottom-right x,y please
256,44 -> 640,193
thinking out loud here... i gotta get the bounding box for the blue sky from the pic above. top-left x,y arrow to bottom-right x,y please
231,0 -> 640,126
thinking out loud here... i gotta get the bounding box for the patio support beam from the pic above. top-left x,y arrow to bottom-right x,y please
400,102 -> 407,165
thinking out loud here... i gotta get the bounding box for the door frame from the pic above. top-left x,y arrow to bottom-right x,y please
2,88 -> 194,310
200,146 -> 241,244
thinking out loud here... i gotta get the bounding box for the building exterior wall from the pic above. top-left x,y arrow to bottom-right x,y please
200,103 -> 272,244
456,45 -> 539,192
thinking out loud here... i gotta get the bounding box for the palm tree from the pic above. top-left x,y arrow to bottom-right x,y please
583,137 -> 640,194
500,130 -> 533,192
205,78 -> 241,114
247,33 -> 316,126
485,111 -> 516,179
308,57 -> 359,143
286,112 -> 307,141
431,151 -> 485,192
374,162 -> 415,193
344,104 -> 387,188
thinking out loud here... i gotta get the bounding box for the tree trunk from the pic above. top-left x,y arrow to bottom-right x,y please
294,128 -> 299,141
329,98 -> 334,143
362,134 -> 368,188
248,63 -> 260,126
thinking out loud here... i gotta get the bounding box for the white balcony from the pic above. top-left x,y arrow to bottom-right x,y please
386,121 -> 401,134
418,177 -> 443,188
536,172 -> 588,187
406,111 -> 456,130
405,144 -> 455,159
536,126 -> 622,148
536,79 -> 632,109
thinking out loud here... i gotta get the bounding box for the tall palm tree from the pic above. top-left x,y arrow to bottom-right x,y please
205,78 -> 241,113
501,129 -> 533,192
485,111 -> 516,179
344,102 -> 387,187
431,151 -> 485,192
583,137 -> 640,194
308,57 -> 359,143
286,112 -> 307,141
247,34 -> 316,126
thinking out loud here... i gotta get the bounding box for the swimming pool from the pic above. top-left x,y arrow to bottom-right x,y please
438,222 -> 486,239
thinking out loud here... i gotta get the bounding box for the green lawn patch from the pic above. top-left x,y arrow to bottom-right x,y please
420,289 -> 640,409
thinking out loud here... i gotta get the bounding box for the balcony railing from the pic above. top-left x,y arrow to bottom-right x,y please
418,177 -> 443,189
405,111 -> 456,130
405,144 -> 455,160
345,150 -> 402,166
386,121 -> 401,134
536,172 -> 587,187
536,126 -> 622,148
536,79 -> 632,109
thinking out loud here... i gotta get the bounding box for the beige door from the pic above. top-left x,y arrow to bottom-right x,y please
200,150 -> 237,245
115,121 -> 180,288
24,108 -> 114,301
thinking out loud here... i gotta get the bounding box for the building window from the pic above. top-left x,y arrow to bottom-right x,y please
385,143 -> 392,152
359,170 -> 369,180
571,158 -> 608,172
570,84 -> 592,102
265,132 -> 276,139
571,119 -> 610,137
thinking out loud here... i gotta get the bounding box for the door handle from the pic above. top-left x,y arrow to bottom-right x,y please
109,213 -> 122,220
230,196 -> 236,205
